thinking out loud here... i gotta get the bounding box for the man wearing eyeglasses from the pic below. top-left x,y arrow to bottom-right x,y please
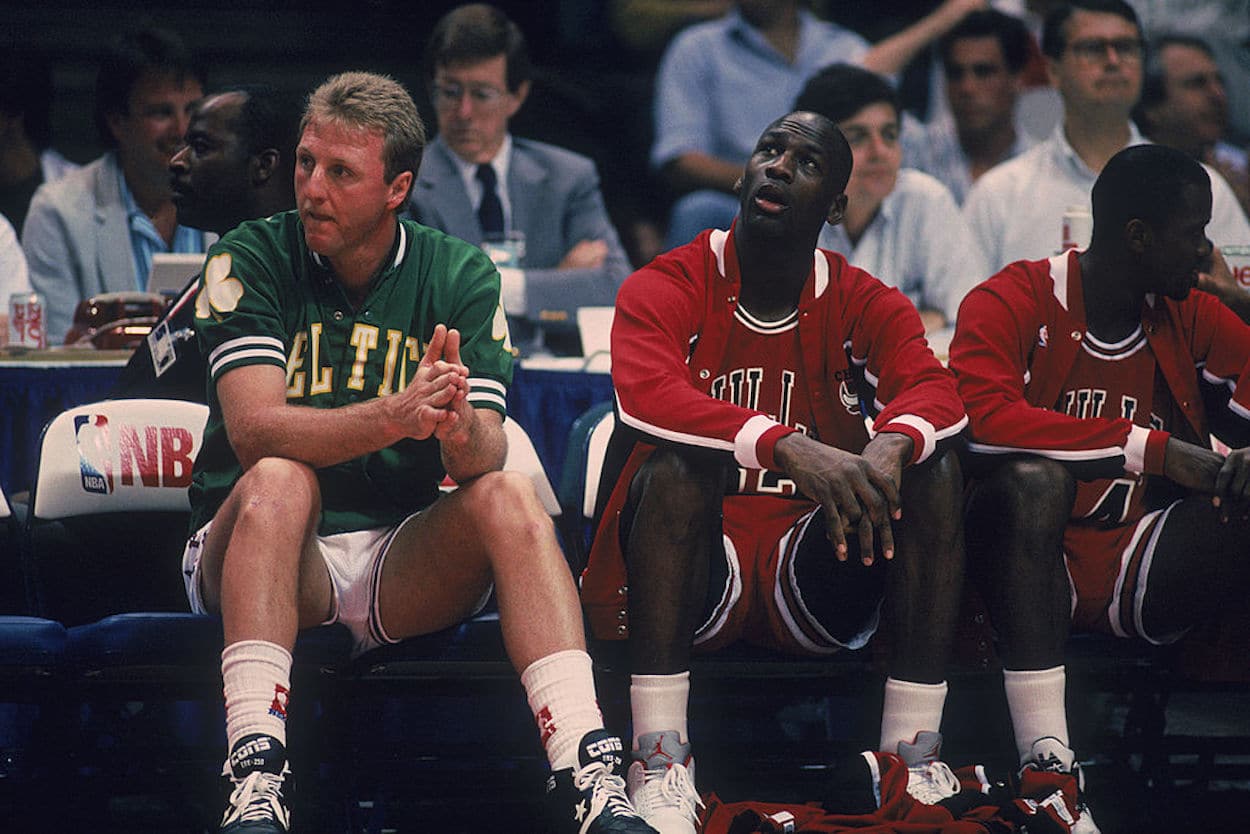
409,3 -> 631,356
962,0 -> 1250,271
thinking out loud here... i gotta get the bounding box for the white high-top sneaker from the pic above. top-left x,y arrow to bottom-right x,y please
626,731 -> 703,834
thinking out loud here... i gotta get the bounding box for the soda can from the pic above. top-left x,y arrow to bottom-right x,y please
1221,244 -> 1250,291
9,291 -> 48,349
1061,205 -> 1092,252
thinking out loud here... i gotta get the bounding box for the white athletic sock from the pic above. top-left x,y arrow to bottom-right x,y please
521,649 -> 605,771
1004,666 -> 1070,766
222,639 -> 293,752
879,677 -> 948,753
630,671 -> 691,748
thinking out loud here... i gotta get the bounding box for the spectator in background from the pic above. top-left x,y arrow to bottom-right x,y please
22,23 -> 208,344
904,9 -> 1036,204
962,0 -> 1250,272
652,0 -> 991,251
798,64 -> 986,333
111,85 -> 299,401
409,3 -> 630,357
1124,0 -> 1250,145
1134,34 -> 1250,218
0,47 -> 78,234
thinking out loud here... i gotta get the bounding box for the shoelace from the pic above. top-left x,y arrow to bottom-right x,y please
641,763 -> 704,819
574,761 -> 641,820
224,770 -> 289,825
905,760 -> 961,804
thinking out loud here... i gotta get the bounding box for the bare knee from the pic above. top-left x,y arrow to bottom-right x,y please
200,458 -> 321,610
987,456 -> 1075,526
902,447 -> 964,535
232,457 -> 321,530
461,469 -> 553,542
630,447 -> 724,530
967,456 -> 1074,572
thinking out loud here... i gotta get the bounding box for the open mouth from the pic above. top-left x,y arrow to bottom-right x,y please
752,184 -> 789,215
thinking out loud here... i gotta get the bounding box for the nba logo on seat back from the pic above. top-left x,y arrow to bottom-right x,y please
74,414 -> 196,495
75,414 -> 113,494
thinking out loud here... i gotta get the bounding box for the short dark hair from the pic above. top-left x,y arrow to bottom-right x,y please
1041,0 -> 1140,59
758,111 -> 854,197
939,10 -> 1033,74
1091,144 -> 1209,243
1133,34 -> 1217,132
94,23 -> 205,146
423,3 -> 532,92
794,63 -> 899,126
0,47 -> 54,148
216,84 -> 301,160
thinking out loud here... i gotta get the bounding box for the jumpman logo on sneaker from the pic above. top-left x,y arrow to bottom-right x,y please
649,734 -> 673,763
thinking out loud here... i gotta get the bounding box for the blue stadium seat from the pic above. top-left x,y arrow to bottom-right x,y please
0,483 -> 24,615
0,472 -> 70,808
555,400 -> 615,572
0,482 -> 66,719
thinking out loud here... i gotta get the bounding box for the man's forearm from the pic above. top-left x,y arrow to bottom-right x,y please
662,153 -> 743,195
226,397 -> 407,471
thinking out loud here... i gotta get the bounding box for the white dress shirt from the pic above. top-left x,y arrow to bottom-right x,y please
963,122 -> 1250,271
818,169 -> 989,323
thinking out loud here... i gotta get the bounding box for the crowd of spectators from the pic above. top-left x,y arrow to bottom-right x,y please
5,1 -> 1250,351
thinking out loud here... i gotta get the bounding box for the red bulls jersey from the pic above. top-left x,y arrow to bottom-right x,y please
714,305 -> 866,498
1059,325 -> 1182,525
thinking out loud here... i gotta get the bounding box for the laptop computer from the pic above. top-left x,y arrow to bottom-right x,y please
146,253 -> 206,297
576,306 -> 614,360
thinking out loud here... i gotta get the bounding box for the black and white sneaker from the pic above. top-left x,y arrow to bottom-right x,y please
546,729 -> 659,834
220,733 -> 292,833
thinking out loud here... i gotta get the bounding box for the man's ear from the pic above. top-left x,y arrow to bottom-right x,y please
826,193 -> 848,226
732,176 -> 743,195
249,149 -> 279,187
505,79 -> 531,118
386,170 -> 415,211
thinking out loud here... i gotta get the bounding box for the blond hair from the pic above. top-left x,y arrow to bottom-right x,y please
301,71 -> 425,189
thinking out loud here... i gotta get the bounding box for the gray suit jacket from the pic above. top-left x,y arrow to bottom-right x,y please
21,152 -> 213,343
409,136 -> 630,352
22,153 -> 135,342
